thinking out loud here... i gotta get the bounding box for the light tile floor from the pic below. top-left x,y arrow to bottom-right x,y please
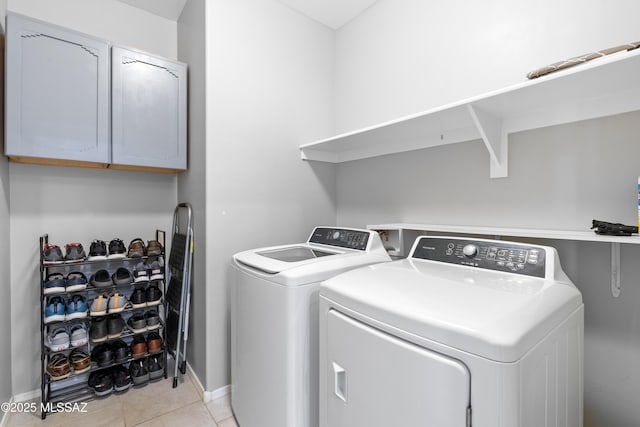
4,375 -> 238,427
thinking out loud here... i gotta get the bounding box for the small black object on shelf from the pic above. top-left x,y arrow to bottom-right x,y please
591,219 -> 638,236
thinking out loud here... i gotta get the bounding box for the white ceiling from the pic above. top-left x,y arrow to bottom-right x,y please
115,0 -> 378,29
277,0 -> 379,29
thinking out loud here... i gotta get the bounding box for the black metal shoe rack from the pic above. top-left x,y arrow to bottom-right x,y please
165,203 -> 194,388
39,231 -> 168,419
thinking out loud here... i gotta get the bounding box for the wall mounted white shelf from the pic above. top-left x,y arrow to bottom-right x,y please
301,48 -> 640,178
368,223 -> 640,298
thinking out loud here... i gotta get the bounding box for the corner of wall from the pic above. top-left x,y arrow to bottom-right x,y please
0,0 -> 13,409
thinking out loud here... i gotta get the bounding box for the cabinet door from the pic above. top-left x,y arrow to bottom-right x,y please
111,47 -> 187,171
5,13 -> 110,164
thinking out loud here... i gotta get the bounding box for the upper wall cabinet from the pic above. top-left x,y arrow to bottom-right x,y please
111,47 -> 187,171
5,13 -> 110,165
4,13 -> 188,173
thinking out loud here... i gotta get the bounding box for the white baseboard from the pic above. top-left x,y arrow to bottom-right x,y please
185,362 -> 230,403
0,397 -> 13,427
13,389 -> 39,403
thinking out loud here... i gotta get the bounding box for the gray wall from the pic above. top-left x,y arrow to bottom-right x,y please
177,0 -> 207,388
333,1 -> 640,425
205,0 -> 336,390
0,0 -> 13,410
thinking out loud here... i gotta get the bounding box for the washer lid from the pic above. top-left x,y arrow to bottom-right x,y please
320,257 -> 583,362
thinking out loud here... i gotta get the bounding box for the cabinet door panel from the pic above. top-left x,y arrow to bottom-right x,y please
6,13 -> 110,163
112,47 -> 187,170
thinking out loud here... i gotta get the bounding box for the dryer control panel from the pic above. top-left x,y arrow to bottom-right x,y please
309,227 -> 370,251
412,237 -> 546,278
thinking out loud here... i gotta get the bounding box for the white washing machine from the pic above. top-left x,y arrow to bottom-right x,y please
319,236 -> 584,427
231,227 -> 391,427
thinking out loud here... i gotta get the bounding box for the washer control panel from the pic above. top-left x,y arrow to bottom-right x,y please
412,237 -> 546,278
309,227 -> 370,251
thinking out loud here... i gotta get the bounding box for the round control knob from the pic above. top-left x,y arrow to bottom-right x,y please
462,244 -> 478,258
332,231 -> 341,240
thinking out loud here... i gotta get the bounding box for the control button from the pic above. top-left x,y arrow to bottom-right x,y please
528,258 -> 538,264
517,263 -> 525,270
497,261 -> 505,267
462,244 -> 478,258
447,243 -> 455,249
332,231 -> 340,240
446,250 -> 453,256
506,262 -> 515,269
497,250 -> 507,257
486,252 -> 496,260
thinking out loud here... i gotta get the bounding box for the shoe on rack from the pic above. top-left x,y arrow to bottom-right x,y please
70,323 -> 88,347
130,359 -> 149,386
90,317 -> 108,343
64,242 -> 86,262
127,238 -> 146,258
47,354 -> 71,381
65,271 -> 88,292
108,238 -> 127,259
131,335 -> 147,358
127,314 -> 147,334
147,332 -> 162,354
92,343 -> 114,367
90,294 -> 109,316
90,269 -> 112,288
108,292 -> 128,314
70,348 -> 91,374
146,283 -> 162,306
43,244 -> 64,264
44,296 -> 66,324
89,371 -> 114,397
146,240 -> 163,257
45,326 -> 70,352
147,259 -> 164,281
88,239 -> 108,261
144,310 -> 160,331
111,267 -> 133,286
65,295 -> 88,320
133,262 -> 149,284
129,287 -> 147,309
44,272 -> 66,295
107,313 -> 126,338
112,339 -> 130,364
112,365 -> 132,392
147,354 -> 164,380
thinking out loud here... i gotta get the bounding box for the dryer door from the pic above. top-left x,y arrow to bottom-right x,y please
324,310 -> 470,427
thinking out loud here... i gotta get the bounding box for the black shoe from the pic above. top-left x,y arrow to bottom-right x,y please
108,238 -> 127,259
112,339 -> 130,364
130,287 -> 147,308
127,314 -> 147,334
90,269 -> 112,288
130,359 -> 149,385
111,267 -> 133,286
112,365 -> 132,392
90,317 -> 108,343
107,314 -> 126,338
89,371 -> 113,396
146,283 -> 162,306
91,343 -> 113,367
144,310 -> 160,330
88,240 -> 107,260
147,355 -> 164,380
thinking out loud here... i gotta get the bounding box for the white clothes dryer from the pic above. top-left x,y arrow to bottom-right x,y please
231,227 -> 390,427
319,236 -> 584,427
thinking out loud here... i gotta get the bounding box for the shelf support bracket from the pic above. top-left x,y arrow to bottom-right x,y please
611,242 -> 621,297
467,104 -> 508,178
